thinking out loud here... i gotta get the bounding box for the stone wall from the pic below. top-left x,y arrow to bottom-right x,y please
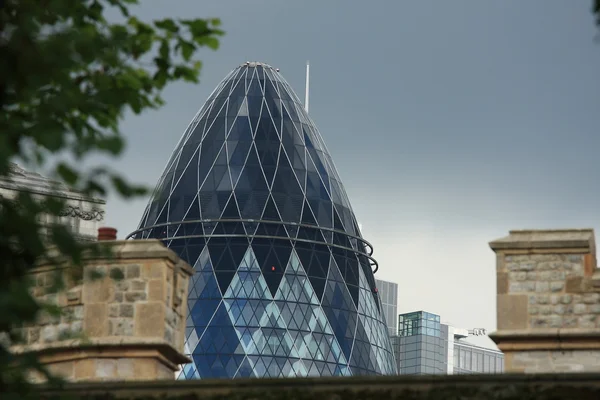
0,163 -> 106,241
11,239 -> 193,382
34,373 -> 600,400
489,229 -> 600,373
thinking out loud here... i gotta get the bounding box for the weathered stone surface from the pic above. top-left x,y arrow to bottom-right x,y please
583,293 -> 600,304
497,272 -> 509,294
10,239 -> 193,383
574,304 -> 588,314
550,281 -> 564,292
119,304 -> 134,318
41,325 -> 57,343
96,359 -> 116,380
116,358 -> 135,379
497,295 -> 528,330
126,264 -> 141,279
512,350 -> 600,373
490,229 -> 600,373
31,373 -> 600,400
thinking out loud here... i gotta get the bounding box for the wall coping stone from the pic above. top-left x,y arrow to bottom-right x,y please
491,328 -> 600,338
489,229 -> 595,252
491,329 -> 600,351
34,373 -> 600,399
10,337 -> 190,365
36,240 -> 193,277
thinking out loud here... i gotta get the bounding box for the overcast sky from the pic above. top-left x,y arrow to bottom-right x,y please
101,1 -> 600,348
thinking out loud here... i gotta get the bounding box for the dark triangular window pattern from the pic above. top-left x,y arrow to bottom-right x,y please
131,62 -> 395,378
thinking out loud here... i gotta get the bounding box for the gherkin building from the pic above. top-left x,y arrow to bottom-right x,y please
129,62 -> 397,378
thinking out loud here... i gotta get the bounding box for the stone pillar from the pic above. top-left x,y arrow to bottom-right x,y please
10,238 -> 193,382
489,229 -> 600,373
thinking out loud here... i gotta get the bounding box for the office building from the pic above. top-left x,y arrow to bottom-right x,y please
0,163 -> 105,241
129,62 -> 396,378
392,311 -> 504,375
375,279 -> 398,336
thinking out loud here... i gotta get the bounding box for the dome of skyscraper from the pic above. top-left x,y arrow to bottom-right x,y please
128,61 -> 396,378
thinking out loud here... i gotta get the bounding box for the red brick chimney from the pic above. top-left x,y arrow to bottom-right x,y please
97,227 -> 117,241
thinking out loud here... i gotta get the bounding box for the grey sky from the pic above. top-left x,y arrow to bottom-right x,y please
104,1 -> 600,348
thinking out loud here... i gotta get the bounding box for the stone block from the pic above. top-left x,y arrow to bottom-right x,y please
589,304 -> 600,314
125,291 -> 147,302
29,327 -> 40,345
148,279 -> 165,301
73,358 -> 95,380
84,303 -> 108,337
133,358 -> 158,380
497,294 -> 528,329
584,253 -> 597,277
119,304 -> 134,318
49,361 -> 74,380
135,302 -> 165,337
83,277 -> 112,303
96,359 -> 116,380
509,281 -> 535,293
131,279 -> 147,291
574,304 -> 587,314
563,316 -> 578,328
578,315 -> 596,328
496,272 -> 508,294
126,264 -> 141,279
550,281 -> 564,292
583,293 -> 600,304
535,281 -> 550,292
41,325 -> 58,343
530,315 -> 562,328
111,318 -> 134,336
142,262 -> 166,279
116,358 -> 135,379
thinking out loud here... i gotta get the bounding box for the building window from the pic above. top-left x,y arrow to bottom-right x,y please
472,351 -> 479,371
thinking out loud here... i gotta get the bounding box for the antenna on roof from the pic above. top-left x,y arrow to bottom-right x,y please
304,60 -> 310,113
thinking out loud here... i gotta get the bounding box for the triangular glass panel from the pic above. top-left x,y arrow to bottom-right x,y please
301,200 -> 318,226
261,195 -> 281,222
221,195 -> 241,220
238,97 -> 249,116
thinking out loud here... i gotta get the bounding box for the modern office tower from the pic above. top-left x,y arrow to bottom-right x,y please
392,311 -> 504,375
452,335 -> 504,374
375,279 -> 398,336
129,62 -> 396,379
0,163 -> 105,241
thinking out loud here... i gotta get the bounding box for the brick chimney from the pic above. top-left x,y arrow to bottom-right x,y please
97,227 -> 118,241
489,229 -> 600,373
11,237 -> 193,382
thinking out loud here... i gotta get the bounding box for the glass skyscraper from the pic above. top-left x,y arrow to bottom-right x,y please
375,279 -> 398,336
129,62 -> 396,378
392,311 -> 504,375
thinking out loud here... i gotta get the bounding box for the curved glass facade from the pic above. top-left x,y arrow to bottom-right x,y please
129,62 -> 396,378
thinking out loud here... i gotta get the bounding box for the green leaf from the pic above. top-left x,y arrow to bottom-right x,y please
111,174 -> 148,198
96,135 -> 125,155
196,35 -> 220,50
56,163 -> 79,185
158,39 -> 170,61
173,66 -> 198,82
179,39 -> 196,61
155,18 -> 179,33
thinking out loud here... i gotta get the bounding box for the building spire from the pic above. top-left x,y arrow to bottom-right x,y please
304,61 -> 310,113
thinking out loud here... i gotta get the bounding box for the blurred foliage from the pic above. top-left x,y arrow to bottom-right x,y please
0,0 -> 222,397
